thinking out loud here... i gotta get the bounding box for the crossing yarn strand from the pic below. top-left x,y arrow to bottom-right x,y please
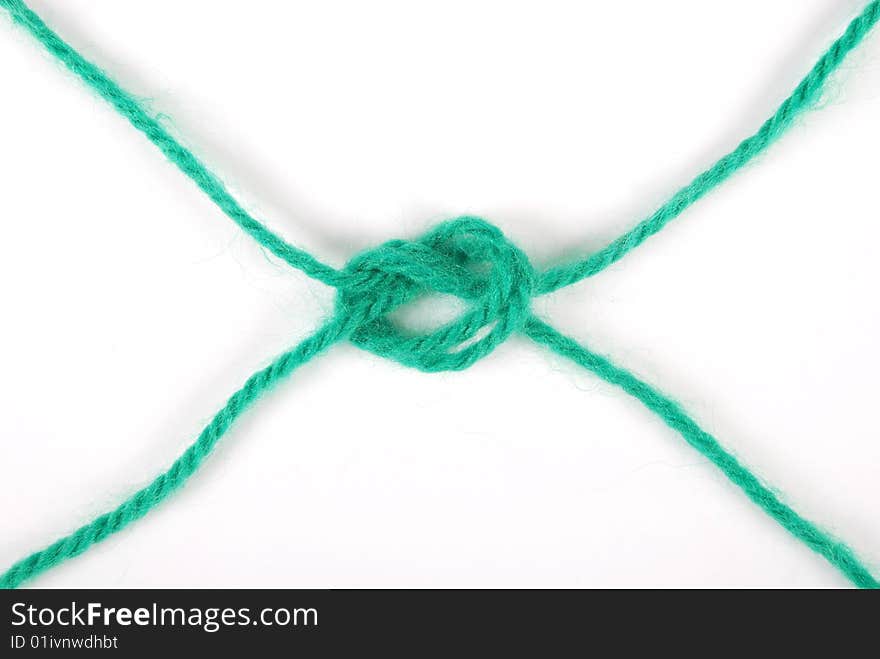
537,0 -> 880,293
0,0 -> 343,288
522,318 -> 880,589
1,0 -> 878,588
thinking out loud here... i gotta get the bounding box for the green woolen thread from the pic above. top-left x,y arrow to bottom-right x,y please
0,0 -> 878,589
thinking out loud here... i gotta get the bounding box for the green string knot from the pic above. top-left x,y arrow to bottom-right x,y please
336,216 -> 534,372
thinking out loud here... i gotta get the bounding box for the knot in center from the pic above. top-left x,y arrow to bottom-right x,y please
335,216 -> 534,372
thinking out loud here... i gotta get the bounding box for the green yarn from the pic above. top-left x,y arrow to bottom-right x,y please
1,0 -> 878,589
339,218 -> 534,371
0,0 -> 341,288
524,318 -> 880,589
0,320 -> 348,589
537,0 -> 880,294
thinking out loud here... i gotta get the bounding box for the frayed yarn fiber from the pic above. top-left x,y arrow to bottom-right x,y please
1,0 -> 879,588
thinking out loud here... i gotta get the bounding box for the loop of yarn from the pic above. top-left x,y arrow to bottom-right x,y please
336,217 -> 533,371
1,0 -> 879,588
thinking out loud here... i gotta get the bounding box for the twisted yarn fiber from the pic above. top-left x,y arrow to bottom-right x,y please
1,0 -> 878,589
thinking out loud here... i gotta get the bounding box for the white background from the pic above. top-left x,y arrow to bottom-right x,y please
1,0 -> 878,588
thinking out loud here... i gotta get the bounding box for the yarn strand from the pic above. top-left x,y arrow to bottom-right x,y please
0,319 -> 349,589
522,316 -> 879,589
0,0 -> 344,288
537,0 -> 880,294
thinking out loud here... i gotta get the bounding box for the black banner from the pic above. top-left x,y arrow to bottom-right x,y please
0,589 -> 872,653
